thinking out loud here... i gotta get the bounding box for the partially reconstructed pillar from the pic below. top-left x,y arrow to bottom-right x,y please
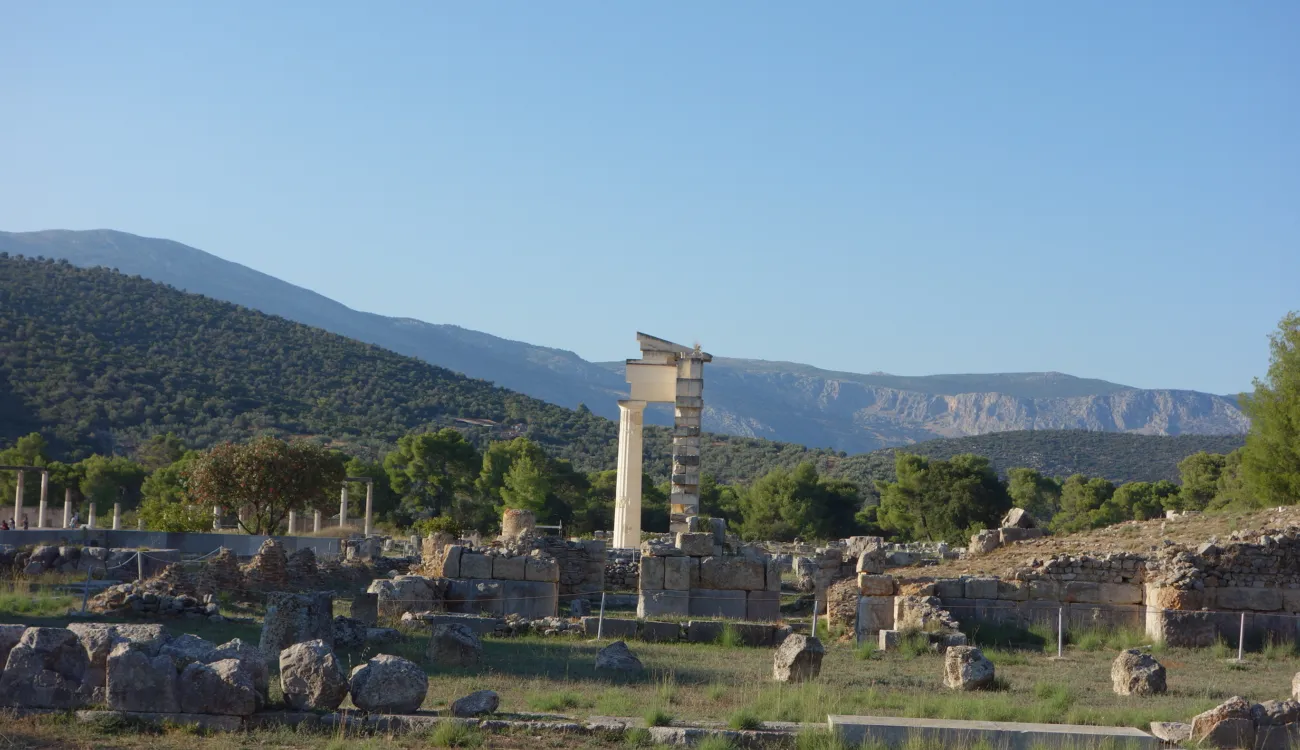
613,333 -> 712,548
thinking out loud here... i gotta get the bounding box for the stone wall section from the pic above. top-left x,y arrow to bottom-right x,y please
638,532 -> 780,621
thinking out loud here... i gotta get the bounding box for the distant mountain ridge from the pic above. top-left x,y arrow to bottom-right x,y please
0,229 -> 1250,452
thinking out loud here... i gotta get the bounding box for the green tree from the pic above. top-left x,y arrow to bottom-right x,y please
1092,480 -> 1179,526
1241,312 -> 1300,506
1175,451 -> 1226,511
1006,468 -> 1062,523
735,462 -> 864,542
185,436 -> 346,535
1209,449 -> 1256,510
383,429 -> 481,523
134,433 -> 186,472
77,455 -> 147,516
1050,474 -> 1116,534
875,453 -> 1010,545
344,456 -> 396,521
500,453 -> 550,515
138,451 -> 210,532
0,433 -> 51,509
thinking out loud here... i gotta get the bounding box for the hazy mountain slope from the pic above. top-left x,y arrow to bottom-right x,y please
1,229 -> 1249,453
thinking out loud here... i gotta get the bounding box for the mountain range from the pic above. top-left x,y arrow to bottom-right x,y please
0,229 -> 1251,452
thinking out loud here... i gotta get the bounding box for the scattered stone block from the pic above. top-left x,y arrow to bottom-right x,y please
1111,649 -> 1166,696
106,642 -> 179,713
773,634 -> 823,682
351,593 -> 379,626
0,627 -> 89,709
427,624 -> 483,668
208,638 -> 268,705
259,592 -> 333,658
877,630 -> 901,650
1000,508 -> 1038,529
1253,700 -> 1300,750
855,597 -> 894,640
451,690 -> 499,717
178,659 -> 258,716
1149,722 -> 1191,744
595,641 -> 643,672
1190,697 -> 1254,749
858,574 -> 895,597
349,654 -> 428,714
279,639 -> 348,711
570,599 -> 591,618
968,530 -> 999,556
943,646 -> 995,691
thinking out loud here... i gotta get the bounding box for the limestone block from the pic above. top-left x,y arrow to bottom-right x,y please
349,655 -> 428,714
935,579 -> 965,600
766,560 -> 782,592
968,530 -> 1000,556
351,593 -> 379,626
1216,587 -> 1282,611
1064,582 -> 1100,603
426,624 -> 483,668
279,639 -> 348,711
468,580 -> 504,616
258,592 -> 333,659
492,556 -> 526,581
525,556 -> 560,583
1145,585 -> 1205,611
106,643 -> 179,713
963,577 -> 998,600
442,545 -> 463,578
858,574 -> 895,597
663,556 -> 693,591
995,580 -> 1028,601
640,556 -> 665,591
637,621 -> 681,643
685,620 -> 723,643
1284,589 -> 1300,613
178,659 -> 258,716
1098,583 -> 1142,606
977,599 -> 1015,623
638,590 -> 689,618
1145,609 -> 1216,648
747,590 -> 781,622
773,634 -> 823,682
676,533 -> 713,557
459,553 -> 492,580
943,646 -> 995,690
1029,580 -> 1062,601
998,527 -> 1046,544
688,589 -> 748,619
698,557 -> 766,591
581,616 -> 637,639
942,598 -> 975,620
878,629 -> 902,650
501,580 -> 557,618
855,597 -> 894,640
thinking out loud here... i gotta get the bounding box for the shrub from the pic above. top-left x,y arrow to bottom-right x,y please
644,708 -> 674,727
728,708 -> 763,730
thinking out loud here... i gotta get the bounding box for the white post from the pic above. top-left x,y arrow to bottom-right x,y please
612,400 -> 647,549
1057,607 -> 1064,658
287,510 -> 297,536
812,599 -> 819,638
112,502 -> 121,530
136,551 -> 143,581
37,472 -> 48,528
213,506 -> 222,531
313,510 -> 322,533
88,503 -> 97,529
13,470 -> 24,527
1238,613 -> 1246,662
63,488 -> 72,528
364,482 -> 374,537
597,591 -> 607,640
339,485 -> 349,528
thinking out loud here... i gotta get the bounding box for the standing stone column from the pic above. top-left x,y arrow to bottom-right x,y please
339,485 -> 349,528
670,354 -> 707,532
313,510 -> 322,533
613,399 -> 647,549
63,488 -> 72,528
88,502 -> 97,529
112,503 -> 121,530
13,471 -> 23,527
37,471 -> 48,528
213,506 -> 222,531
363,482 -> 374,536
287,510 -> 297,535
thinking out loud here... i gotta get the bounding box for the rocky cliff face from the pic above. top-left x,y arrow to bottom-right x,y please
701,368 -> 1249,454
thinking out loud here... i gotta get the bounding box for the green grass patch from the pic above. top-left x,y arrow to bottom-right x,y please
526,690 -> 589,712
855,639 -> 879,661
644,708 -> 674,727
623,727 -> 653,748
427,721 -> 483,748
727,708 -> 763,730
695,736 -> 735,750
716,624 -> 743,648
0,589 -> 78,618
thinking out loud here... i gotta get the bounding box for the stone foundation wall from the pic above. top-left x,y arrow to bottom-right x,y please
638,532 -> 781,621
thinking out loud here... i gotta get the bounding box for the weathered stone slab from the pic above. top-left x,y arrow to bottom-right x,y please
1064,582 -> 1100,603
1098,583 -> 1142,605
1216,587 -> 1282,611
663,556 -> 693,591
74,710 -> 243,732
689,589 -> 747,619
935,579 -> 964,599
686,620 -> 723,643
747,590 -> 781,622
637,621 -> 680,643
638,589 -> 689,618
995,581 -> 1028,602
524,556 -> 559,583
492,556 -> 526,581
1029,580 -> 1061,601
581,616 -> 637,639
412,613 -> 504,636
501,580 -> 558,619
855,597 -> 894,640
830,715 -> 1159,749
459,553 -> 492,580
441,545 -> 463,578
698,558 -> 766,591
766,560 -> 781,591
639,556 -> 665,591
857,574 -> 894,597
676,533 -> 713,556
964,578 -> 998,600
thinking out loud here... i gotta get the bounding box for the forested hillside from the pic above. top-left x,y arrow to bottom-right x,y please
0,255 -> 1236,489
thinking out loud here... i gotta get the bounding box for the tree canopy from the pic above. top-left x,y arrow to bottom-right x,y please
1241,311 -> 1300,507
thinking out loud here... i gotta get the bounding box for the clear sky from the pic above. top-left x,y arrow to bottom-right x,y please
2,2 -> 1296,395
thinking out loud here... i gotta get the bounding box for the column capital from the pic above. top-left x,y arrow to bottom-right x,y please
617,399 -> 648,411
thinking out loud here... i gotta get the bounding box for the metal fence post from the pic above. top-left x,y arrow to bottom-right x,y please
597,592 -> 607,640
1238,613 -> 1246,662
1058,607 -> 1064,658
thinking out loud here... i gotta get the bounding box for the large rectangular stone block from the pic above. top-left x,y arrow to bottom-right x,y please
492,555 -> 526,581
640,555 -> 665,591
676,533 -> 713,557
686,620 -> 722,643
688,589 -> 747,619
1029,580 -> 1062,601
582,616 -> 637,638
964,577 -> 998,600
996,580 -> 1028,601
459,553 -> 492,580
638,621 -> 681,643
935,579 -> 964,599
766,560 -> 782,592
1097,583 -> 1142,605
998,527 -> 1046,544
638,589 -> 689,618
746,590 -> 780,622
858,574 -> 895,597
855,596 -> 894,640
525,556 -> 560,583
663,556 -> 693,591
441,545 -> 463,578
698,557 -> 766,591
976,598 -> 1013,623
1064,581 -> 1100,603
1216,587 -> 1282,611
448,579 -> 503,615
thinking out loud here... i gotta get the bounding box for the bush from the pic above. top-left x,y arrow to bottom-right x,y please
644,708 -> 674,727
413,515 -> 463,538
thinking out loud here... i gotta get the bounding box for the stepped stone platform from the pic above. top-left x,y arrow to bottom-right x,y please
829,715 -> 1159,749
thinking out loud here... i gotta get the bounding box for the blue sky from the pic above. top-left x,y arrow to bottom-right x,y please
2,2 -> 1296,395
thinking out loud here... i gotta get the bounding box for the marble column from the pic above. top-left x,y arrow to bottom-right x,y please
37,472 -> 48,528
339,485 -> 349,527
613,399 -> 647,549
287,510 -> 297,535
112,503 -> 121,530
63,488 -> 73,528
13,471 -> 23,527
313,510 -> 322,533
363,482 -> 374,536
